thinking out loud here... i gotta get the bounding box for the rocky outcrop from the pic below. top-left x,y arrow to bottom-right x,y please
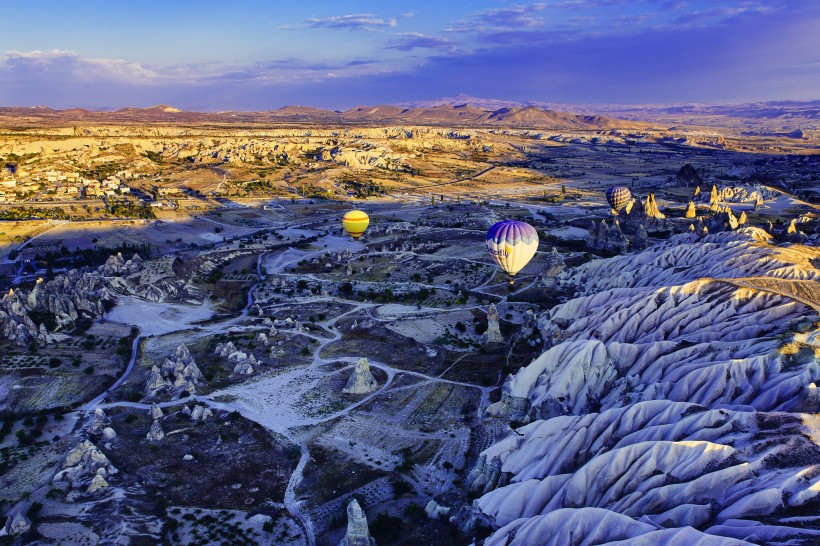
0,253 -> 145,346
54,439 -> 118,494
343,358 -> 378,394
633,224 -> 649,250
149,403 -> 164,420
674,164 -> 702,187
707,206 -> 739,233
216,341 -> 261,374
471,228 -> 820,545
190,405 -> 213,422
146,419 -> 164,441
619,193 -> 665,229
1,512 -> 31,537
89,408 -> 110,435
542,248 -> 565,278
99,252 -> 143,277
338,499 -> 376,546
684,201 -> 697,219
146,344 -> 204,396
486,303 -> 503,343
708,184 -> 720,207
587,219 -> 628,253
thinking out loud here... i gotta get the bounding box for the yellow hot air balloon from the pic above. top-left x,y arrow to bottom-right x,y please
342,210 -> 370,240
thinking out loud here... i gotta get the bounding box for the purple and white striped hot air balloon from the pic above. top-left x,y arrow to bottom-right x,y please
486,220 -> 539,284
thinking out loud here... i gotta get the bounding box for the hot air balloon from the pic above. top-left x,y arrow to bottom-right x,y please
486,220 -> 539,284
606,186 -> 631,212
342,210 -> 369,240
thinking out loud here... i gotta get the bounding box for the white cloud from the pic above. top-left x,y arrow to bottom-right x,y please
1,49 -> 159,83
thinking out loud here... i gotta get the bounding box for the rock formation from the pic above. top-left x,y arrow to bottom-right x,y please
542,248 -> 565,278
425,500 -> 451,519
149,403 -> 164,419
707,206 -> 739,233
643,193 -> 665,220
684,201 -> 696,219
0,253 -> 146,346
338,499 -> 376,546
343,358 -> 378,394
587,219 -> 628,253
190,405 -> 213,421
146,419 -> 164,441
1,512 -> 31,537
486,303 -> 503,343
89,408 -> 110,435
472,227 -> 820,545
633,224 -> 649,250
708,184 -> 720,207
674,164 -> 702,187
147,344 -> 204,395
54,439 -> 118,495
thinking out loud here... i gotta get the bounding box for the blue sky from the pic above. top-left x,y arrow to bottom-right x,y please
0,0 -> 817,110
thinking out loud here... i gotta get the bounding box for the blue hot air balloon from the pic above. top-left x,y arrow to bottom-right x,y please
606,186 -> 632,212
486,220 -> 539,284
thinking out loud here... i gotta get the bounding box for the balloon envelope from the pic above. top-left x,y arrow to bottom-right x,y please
486,220 -> 539,279
342,210 -> 369,240
606,186 -> 631,212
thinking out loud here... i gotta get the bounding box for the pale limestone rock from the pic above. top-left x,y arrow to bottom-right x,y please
542,248 -> 565,278
89,408 -> 109,434
709,184 -> 720,205
145,365 -> 170,394
102,427 -> 117,440
343,358 -> 378,394
633,224 -> 649,250
147,419 -> 164,441
338,499 -> 376,546
424,500 -> 451,519
87,473 -> 109,493
234,361 -> 255,375
191,405 -> 205,421
486,303 -> 503,343
149,403 -> 164,420
4,512 -> 31,536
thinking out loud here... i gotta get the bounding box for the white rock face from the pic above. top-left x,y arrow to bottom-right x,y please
2,512 -> 31,536
149,403 -> 164,419
147,344 -> 204,395
486,303 -> 503,343
563,228 -> 820,295
472,227 -> 820,545
338,499 -> 376,546
146,420 -> 164,441
343,358 -> 378,394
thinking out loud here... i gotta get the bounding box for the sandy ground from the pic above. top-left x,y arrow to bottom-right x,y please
104,297 -> 214,336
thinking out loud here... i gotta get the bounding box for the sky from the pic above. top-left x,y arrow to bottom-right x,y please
0,0 -> 817,110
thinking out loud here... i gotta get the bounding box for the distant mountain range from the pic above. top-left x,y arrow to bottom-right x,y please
398,93 -> 820,122
0,96 -> 817,130
0,102 -> 647,130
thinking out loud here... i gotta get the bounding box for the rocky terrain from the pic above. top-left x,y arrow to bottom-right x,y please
0,106 -> 817,546
469,227 -> 820,545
